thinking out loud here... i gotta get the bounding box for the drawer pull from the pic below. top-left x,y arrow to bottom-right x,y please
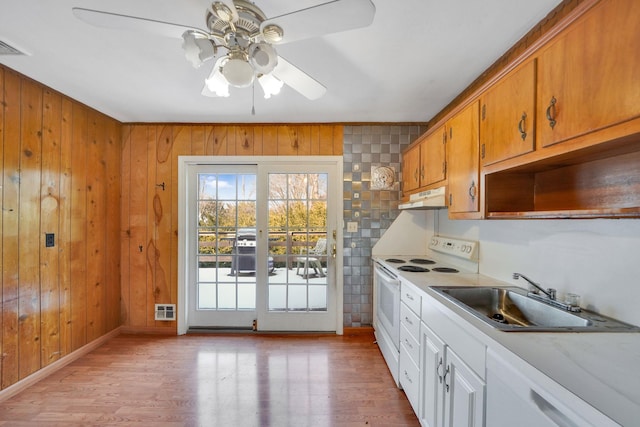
404,316 -> 413,325
405,293 -> 414,301
437,358 -> 444,383
404,339 -> 413,349
546,96 -> 557,129
518,112 -> 527,141
404,370 -> 413,384
443,365 -> 451,392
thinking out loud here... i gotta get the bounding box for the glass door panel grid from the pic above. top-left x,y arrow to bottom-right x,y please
197,172 -> 257,311
267,173 -> 329,312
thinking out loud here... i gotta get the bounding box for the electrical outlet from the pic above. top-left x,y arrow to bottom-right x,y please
347,222 -> 358,233
45,233 -> 55,247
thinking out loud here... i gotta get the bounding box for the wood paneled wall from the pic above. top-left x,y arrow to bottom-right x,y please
0,66 -> 121,389
120,124 -> 343,332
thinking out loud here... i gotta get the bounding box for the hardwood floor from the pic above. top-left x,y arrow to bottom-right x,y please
0,330 -> 419,426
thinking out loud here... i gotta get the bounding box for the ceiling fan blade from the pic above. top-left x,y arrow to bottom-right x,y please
272,56 -> 327,100
72,7 -> 202,38
261,0 -> 375,45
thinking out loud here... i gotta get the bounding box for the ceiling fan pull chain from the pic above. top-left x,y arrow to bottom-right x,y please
251,82 -> 256,115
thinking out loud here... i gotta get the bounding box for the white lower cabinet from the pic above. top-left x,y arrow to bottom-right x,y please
399,284 -> 423,414
420,323 -> 485,427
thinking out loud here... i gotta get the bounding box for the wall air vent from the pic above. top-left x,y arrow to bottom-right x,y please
0,40 -> 26,55
154,304 -> 176,321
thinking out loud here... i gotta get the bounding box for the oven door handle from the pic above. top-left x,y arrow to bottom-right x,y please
375,263 -> 398,281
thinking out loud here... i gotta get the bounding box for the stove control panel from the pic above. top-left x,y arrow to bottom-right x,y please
429,236 -> 478,260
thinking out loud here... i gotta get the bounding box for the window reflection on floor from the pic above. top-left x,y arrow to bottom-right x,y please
196,347 -> 329,425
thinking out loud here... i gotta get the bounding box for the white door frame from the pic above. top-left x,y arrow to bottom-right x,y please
177,156 -> 344,335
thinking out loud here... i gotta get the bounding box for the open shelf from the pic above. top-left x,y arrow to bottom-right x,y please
484,139 -> 640,219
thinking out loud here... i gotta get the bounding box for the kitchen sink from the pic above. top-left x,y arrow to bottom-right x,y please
430,286 -> 640,332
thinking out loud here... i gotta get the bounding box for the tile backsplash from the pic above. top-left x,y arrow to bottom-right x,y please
342,124 -> 426,327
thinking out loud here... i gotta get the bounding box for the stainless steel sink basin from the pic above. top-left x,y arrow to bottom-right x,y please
430,286 -> 640,332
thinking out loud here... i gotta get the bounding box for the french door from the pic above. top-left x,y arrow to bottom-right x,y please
180,157 -> 342,333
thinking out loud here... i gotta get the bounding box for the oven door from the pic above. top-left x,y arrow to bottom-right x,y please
374,263 -> 400,349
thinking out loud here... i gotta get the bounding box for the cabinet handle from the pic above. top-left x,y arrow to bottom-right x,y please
405,293 -> 414,301
414,169 -> 419,181
546,96 -> 557,129
443,365 -> 451,392
404,316 -> 413,325
437,358 -> 444,383
518,112 -> 527,141
468,181 -> 477,202
404,370 -> 413,384
404,339 -> 413,349
420,165 -> 425,181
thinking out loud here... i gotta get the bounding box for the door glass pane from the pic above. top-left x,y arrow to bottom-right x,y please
196,172 -> 257,312
267,172 -> 328,312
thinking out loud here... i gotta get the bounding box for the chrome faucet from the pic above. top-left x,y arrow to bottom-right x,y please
512,273 -> 581,312
512,273 -> 556,299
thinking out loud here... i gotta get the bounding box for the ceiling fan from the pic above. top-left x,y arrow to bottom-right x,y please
72,0 -> 376,100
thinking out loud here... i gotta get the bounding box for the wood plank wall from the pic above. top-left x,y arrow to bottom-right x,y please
120,124 -> 343,333
0,66 -> 122,389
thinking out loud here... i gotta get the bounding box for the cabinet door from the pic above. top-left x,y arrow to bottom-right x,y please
420,126 -> 447,187
480,59 -> 536,166
421,324 -> 445,427
402,144 -> 421,192
444,348 -> 485,427
447,101 -> 480,216
537,0 -> 640,148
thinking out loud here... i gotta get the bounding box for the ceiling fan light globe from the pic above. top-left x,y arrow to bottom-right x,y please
205,66 -> 230,97
258,73 -> 284,99
182,32 -> 216,68
222,58 -> 255,87
248,42 -> 278,74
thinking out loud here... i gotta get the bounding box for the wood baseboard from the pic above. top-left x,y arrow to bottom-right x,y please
120,325 -> 177,335
0,326 -> 122,402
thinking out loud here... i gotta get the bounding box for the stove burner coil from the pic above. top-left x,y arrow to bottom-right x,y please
398,265 -> 430,273
385,258 -> 406,263
410,258 -> 435,265
431,267 -> 459,273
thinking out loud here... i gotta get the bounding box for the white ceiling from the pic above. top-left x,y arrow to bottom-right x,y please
0,0 -> 562,124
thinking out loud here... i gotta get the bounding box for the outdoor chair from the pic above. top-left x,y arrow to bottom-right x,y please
296,238 -> 327,278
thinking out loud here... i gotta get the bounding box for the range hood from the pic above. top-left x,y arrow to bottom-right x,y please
399,186 -> 447,210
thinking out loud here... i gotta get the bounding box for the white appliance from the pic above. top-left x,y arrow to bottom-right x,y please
374,263 -> 402,386
373,236 -> 479,387
398,186 -> 447,210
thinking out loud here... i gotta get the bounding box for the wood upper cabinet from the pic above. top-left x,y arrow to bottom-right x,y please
447,101 -> 480,217
402,143 -> 421,192
536,0 -> 640,148
480,59 -> 536,166
420,126 -> 447,187
402,126 -> 447,196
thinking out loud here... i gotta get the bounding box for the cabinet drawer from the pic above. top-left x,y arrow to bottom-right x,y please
400,322 -> 420,364
401,281 -> 421,315
399,349 -> 420,413
400,302 -> 420,339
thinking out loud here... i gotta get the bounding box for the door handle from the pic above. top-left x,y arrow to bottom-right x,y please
331,243 -> 336,259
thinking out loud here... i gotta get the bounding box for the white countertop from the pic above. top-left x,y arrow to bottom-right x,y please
374,256 -> 640,426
